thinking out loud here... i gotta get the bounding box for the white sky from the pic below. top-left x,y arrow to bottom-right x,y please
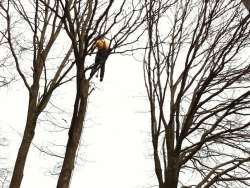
0,54 -> 158,188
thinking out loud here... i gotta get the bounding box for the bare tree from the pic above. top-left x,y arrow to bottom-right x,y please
0,21 -> 12,188
0,0 -> 74,187
144,0 -> 250,187
43,0 -> 146,187
0,12 -> 13,87
0,133 -> 9,188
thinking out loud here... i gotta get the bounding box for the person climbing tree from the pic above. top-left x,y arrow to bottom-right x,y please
89,36 -> 111,82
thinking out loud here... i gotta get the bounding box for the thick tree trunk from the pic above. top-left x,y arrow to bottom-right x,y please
10,59 -> 43,188
9,94 -> 38,188
57,77 -> 89,188
164,170 -> 179,188
164,154 -> 179,188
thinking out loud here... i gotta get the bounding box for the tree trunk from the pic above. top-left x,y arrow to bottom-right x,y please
9,93 -> 38,188
57,77 -> 89,188
153,149 -> 164,187
242,0 -> 250,12
164,170 -> 179,188
164,154 -> 179,188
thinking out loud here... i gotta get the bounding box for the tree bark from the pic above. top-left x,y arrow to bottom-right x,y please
164,170 -> 179,188
9,91 -> 38,188
57,75 -> 89,188
164,154 -> 179,188
242,0 -> 250,12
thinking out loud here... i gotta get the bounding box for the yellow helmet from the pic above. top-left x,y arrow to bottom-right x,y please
95,38 -> 109,49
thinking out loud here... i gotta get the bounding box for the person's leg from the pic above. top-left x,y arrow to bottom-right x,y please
99,49 -> 110,81
90,49 -> 109,81
100,61 -> 106,82
89,50 -> 103,79
89,63 -> 99,79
